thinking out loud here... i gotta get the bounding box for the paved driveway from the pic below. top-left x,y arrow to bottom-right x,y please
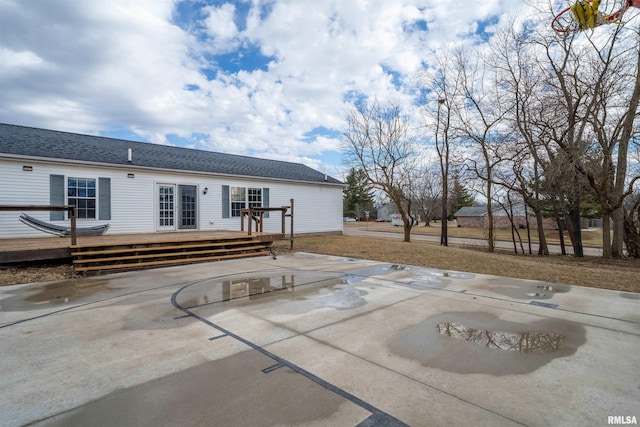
1,254 -> 638,426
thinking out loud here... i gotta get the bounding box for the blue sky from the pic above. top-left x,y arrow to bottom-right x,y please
0,0 -> 537,179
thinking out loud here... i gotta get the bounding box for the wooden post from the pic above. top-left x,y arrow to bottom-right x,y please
290,198 -> 294,250
69,206 -> 77,246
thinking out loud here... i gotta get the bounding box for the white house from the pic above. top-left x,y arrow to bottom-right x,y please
0,123 -> 344,239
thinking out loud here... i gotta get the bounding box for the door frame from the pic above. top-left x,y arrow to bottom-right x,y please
155,183 -> 200,232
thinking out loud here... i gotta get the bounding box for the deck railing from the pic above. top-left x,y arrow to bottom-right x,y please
240,198 -> 294,249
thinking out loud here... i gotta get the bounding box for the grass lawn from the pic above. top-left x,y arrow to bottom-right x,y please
357,221 -> 604,247
273,232 -> 640,294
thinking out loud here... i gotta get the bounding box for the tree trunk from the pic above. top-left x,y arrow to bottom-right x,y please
612,207 -> 625,258
403,221 -> 411,242
440,166 -> 449,246
569,171 -> 584,257
486,201 -> 495,253
533,207 -> 549,255
623,209 -> 639,258
602,211 -> 612,259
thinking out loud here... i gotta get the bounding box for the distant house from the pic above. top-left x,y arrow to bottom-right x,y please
0,123 -> 344,239
376,203 -> 395,222
454,204 -> 557,229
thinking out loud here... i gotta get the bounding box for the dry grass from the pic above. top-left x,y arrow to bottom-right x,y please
273,234 -> 640,293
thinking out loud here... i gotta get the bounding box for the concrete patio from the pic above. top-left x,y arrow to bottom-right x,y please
1,253 -> 638,426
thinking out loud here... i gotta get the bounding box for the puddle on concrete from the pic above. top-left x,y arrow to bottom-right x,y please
0,279 -> 114,311
314,283 -> 368,311
620,292 -> 640,300
416,269 -> 475,280
388,311 -> 585,375
175,272 -> 369,314
477,279 -> 569,300
346,264 -> 413,278
435,322 -> 562,354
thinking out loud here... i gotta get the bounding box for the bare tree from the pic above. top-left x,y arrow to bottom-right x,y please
455,48 -> 510,253
420,51 -> 464,246
490,24 -> 552,255
577,27 -> 640,258
342,101 -> 421,242
412,165 -> 442,227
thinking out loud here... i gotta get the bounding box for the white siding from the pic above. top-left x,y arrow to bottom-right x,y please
0,159 -> 343,239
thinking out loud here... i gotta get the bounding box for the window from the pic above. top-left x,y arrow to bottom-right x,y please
230,187 -> 262,217
231,187 -> 245,217
248,188 -> 262,209
67,177 -> 96,219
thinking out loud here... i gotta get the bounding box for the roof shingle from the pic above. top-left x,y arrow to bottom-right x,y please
0,123 -> 343,185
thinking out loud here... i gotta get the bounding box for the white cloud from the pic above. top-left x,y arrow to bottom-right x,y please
203,3 -> 240,50
0,0 -> 540,174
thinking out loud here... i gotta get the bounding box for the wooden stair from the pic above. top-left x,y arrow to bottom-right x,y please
71,235 -> 272,275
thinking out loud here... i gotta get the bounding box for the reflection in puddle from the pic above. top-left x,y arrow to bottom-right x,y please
179,275 -> 298,308
176,272 -> 369,313
436,322 -> 563,354
389,311 -> 586,375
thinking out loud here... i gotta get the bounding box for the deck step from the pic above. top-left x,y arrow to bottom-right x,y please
71,239 -> 262,257
73,244 -> 268,264
71,235 -> 273,275
74,251 -> 271,273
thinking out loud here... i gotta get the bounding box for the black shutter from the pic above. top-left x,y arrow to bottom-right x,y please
263,188 -> 269,218
98,178 -> 111,220
222,185 -> 230,218
50,175 -> 65,220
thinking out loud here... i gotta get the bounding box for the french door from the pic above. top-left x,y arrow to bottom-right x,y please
157,184 -> 197,231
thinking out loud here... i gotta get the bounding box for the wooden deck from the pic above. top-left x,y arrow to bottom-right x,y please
0,231 -> 284,273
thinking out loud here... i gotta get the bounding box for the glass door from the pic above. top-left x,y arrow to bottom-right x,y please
178,185 -> 197,229
157,184 -> 175,231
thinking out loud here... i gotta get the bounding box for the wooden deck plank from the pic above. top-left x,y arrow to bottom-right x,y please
73,251 -> 271,272
73,245 -> 268,264
71,240 -> 266,257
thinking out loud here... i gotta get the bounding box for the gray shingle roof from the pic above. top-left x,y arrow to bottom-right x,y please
454,206 -> 488,217
0,123 -> 343,185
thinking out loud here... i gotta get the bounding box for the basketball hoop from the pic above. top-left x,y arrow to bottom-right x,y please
551,0 -> 637,33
